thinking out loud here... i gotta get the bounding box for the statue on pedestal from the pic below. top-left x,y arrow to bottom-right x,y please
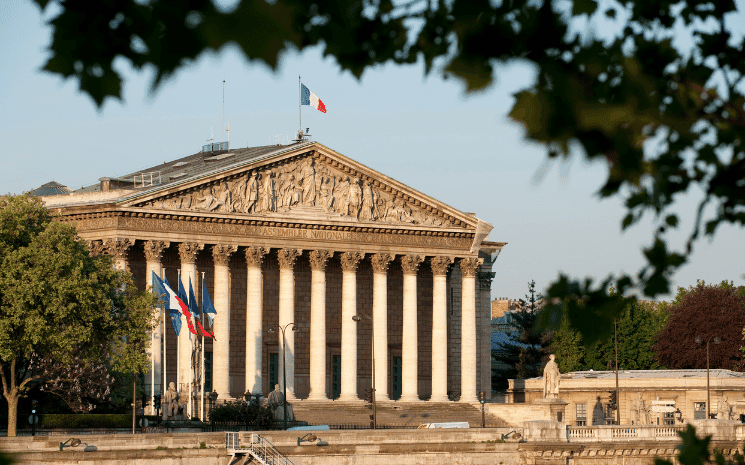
162,382 -> 187,421
543,354 -> 561,399
717,395 -> 732,420
267,384 -> 295,422
630,393 -> 650,424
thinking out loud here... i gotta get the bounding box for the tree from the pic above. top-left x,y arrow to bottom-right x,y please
30,0 -> 745,340
654,280 -> 745,370
550,299 -> 669,372
0,195 -> 157,436
493,280 -> 550,390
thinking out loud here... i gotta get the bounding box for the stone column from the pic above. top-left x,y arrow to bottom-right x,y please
307,249 -> 333,401
104,238 -> 133,271
371,253 -> 393,401
212,244 -> 237,399
399,254 -> 424,402
459,257 -> 481,403
277,248 -> 302,401
144,240 -> 169,414
177,242 -> 204,391
338,252 -> 364,401
245,246 -> 268,396
478,271 -> 496,401
429,256 -> 453,402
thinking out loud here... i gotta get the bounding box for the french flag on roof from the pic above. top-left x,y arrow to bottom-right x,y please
301,83 -> 326,113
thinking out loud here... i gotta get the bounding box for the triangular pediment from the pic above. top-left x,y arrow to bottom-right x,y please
120,143 -> 479,231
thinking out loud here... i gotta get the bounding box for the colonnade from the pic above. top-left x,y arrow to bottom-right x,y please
95,238 -> 485,404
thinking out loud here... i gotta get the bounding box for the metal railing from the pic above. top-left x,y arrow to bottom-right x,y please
226,432 -> 295,465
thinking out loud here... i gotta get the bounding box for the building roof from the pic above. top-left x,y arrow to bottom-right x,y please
544,369 -> 745,380
28,181 -> 73,197
75,144 -> 292,194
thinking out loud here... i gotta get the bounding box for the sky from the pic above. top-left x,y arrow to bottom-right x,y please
1,0 -> 743,302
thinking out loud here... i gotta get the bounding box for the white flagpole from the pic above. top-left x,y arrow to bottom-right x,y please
200,271 -> 206,422
162,267 -> 167,410
177,270 -> 181,395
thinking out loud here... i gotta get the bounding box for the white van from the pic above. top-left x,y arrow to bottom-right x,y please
417,422 -> 470,429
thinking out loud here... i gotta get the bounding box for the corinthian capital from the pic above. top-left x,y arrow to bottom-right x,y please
370,253 -> 394,274
400,254 -> 424,275
178,242 -> 204,264
458,257 -> 483,277
309,250 -> 333,271
144,240 -> 170,263
277,248 -> 302,270
104,238 -> 134,259
212,244 -> 238,266
430,256 -> 454,276
245,246 -> 269,268
340,251 -> 364,272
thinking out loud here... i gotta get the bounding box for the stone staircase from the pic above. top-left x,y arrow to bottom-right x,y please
292,400 -> 508,428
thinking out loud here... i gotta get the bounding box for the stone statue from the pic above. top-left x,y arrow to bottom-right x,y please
319,176 -> 334,212
360,180 -> 375,220
299,158 -> 316,206
267,384 -> 295,422
347,178 -> 362,219
543,354 -> 560,399
717,395 -> 732,420
245,173 -> 259,213
162,382 -> 186,421
260,172 -> 275,212
630,393 -> 650,424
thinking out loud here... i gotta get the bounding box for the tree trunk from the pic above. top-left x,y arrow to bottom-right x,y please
5,390 -> 19,437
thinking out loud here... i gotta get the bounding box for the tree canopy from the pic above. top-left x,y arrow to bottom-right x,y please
654,280 -> 745,370
31,0 -> 745,340
0,195 -> 156,436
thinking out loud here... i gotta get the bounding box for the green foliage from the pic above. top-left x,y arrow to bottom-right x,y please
210,400 -> 273,427
0,195 -> 157,435
30,0 -> 745,342
0,451 -> 14,465
550,300 -> 669,371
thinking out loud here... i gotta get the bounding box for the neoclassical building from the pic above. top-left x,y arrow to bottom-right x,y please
39,140 -> 503,405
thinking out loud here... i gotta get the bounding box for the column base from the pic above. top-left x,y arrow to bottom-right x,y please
397,395 -> 420,403
335,395 -> 362,402
305,393 -> 330,402
459,395 -> 479,403
428,395 -> 450,402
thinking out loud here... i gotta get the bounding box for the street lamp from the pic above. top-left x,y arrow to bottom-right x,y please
269,322 -> 296,430
479,391 -> 485,428
695,336 -> 721,419
352,314 -> 376,429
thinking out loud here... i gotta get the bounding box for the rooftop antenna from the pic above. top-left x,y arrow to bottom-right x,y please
222,80 -> 225,144
226,121 -> 230,146
208,127 -> 214,143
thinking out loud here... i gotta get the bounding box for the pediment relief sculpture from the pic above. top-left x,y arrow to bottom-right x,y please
140,156 -> 455,227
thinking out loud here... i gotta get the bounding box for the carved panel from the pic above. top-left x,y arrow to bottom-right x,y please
400,254 -> 424,275
177,242 -> 204,264
138,154 -> 452,227
277,248 -> 301,270
245,246 -> 269,268
430,256 -> 453,276
340,252 -> 364,272
370,253 -> 394,274
458,257 -> 482,277
308,250 -> 333,271
212,244 -> 238,266
144,240 -> 170,263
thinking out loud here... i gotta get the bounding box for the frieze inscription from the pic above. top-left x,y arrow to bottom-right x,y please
116,217 -> 472,249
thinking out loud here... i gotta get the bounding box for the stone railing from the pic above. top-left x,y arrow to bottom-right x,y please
566,425 -> 686,442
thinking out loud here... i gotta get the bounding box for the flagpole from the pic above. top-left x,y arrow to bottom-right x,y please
299,75 -> 301,132
200,271 -> 206,422
162,267 -> 167,413
177,270 -> 181,396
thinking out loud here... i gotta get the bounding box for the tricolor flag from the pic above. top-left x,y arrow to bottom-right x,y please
301,83 -> 327,113
202,279 -> 217,326
177,273 -> 197,336
151,272 -> 187,336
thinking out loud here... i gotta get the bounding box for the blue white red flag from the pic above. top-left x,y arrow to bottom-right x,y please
301,84 -> 327,113
152,272 -> 186,336
202,279 -> 217,326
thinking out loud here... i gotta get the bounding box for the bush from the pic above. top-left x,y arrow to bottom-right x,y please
210,400 -> 272,427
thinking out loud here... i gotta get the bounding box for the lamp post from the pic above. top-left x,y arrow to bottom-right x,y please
695,336 -> 721,419
479,391 -> 485,428
352,314 -> 376,429
269,322 -> 295,430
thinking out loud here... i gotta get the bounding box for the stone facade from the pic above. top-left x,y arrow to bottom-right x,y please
41,141 -> 504,409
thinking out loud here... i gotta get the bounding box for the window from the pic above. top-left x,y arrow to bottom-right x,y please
576,403 -> 587,426
664,411 -> 675,425
694,402 -> 706,420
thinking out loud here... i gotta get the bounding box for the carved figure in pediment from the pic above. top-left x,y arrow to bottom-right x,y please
212,181 -> 232,212
230,176 -> 247,212
245,173 -> 259,213
260,172 -> 275,212
300,158 -> 317,206
335,176 -> 350,215
194,186 -> 216,210
319,176 -> 334,212
348,177 -> 362,219
360,180 -> 375,221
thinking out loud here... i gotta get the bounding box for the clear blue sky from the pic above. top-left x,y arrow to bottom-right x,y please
1,0 -> 743,301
